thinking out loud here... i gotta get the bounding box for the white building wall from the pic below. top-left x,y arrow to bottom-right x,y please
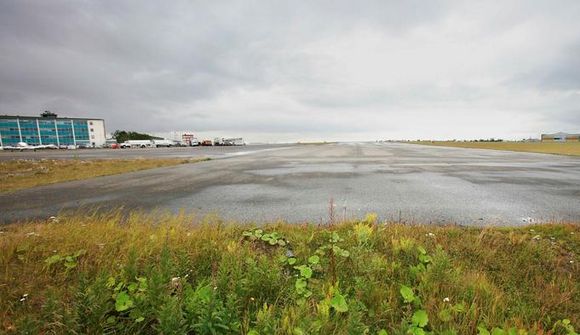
87,119 -> 106,147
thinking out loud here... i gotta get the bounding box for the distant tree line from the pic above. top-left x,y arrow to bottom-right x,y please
112,130 -> 162,143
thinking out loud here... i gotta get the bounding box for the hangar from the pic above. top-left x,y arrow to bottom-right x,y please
541,132 -> 580,142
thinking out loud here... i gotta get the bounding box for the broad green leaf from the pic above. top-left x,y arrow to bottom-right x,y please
287,257 -> 297,265
477,326 -> 491,335
64,260 -> 77,269
400,285 -> 415,303
417,246 -> 427,255
412,309 -> 429,327
295,278 -> 307,290
127,282 -> 138,293
491,328 -> 506,335
378,330 -> 388,335
411,328 -> 426,335
330,292 -> 348,313
295,265 -> 313,279
308,255 -> 320,264
115,291 -> 134,312
45,254 -> 62,266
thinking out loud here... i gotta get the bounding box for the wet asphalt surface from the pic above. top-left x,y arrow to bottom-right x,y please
1,142 -> 580,225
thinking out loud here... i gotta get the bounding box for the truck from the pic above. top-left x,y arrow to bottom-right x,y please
120,140 -> 154,148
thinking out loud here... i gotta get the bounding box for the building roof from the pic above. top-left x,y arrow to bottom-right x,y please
0,114 -> 103,121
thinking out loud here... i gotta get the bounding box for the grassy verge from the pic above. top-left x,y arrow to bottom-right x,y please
0,212 -> 578,334
0,158 -> 208,193
410,141 -> 580,156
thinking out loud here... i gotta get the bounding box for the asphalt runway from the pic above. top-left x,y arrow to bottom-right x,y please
1,143 -> 580,225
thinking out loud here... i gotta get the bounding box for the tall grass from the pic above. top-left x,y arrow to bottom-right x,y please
0,211 -> 578,334
411,141 -> 580,156
0,158 -> 208,193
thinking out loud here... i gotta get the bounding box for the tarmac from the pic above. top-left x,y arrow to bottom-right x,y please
1,142 -> 580,225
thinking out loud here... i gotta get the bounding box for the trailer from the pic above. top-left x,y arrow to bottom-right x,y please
223,138 -> 245,146
153,139 -> 177,147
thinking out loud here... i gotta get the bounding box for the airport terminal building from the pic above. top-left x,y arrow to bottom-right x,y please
0,112 -> 106,147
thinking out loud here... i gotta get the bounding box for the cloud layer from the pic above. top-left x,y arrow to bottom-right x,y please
1,1 -> 579,142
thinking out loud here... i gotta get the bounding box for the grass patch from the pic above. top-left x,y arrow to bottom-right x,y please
411,141 -> 580,156
0,211 -> 578,334
0,158 -> 209,193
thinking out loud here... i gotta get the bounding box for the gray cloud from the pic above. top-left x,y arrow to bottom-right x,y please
1,0 -> 579,142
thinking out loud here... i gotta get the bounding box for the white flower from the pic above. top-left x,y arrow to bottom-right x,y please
570,260 -> 575,264
426,233 -> 435,237
443,297 -> 450,302
532,235 -> 541,240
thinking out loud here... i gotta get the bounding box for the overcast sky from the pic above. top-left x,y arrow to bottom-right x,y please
1,1 -> 579,142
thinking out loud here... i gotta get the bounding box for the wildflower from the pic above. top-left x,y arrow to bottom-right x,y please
443,297 -> 450,303
213,286 -> 218,291
250,297 -> 255,301
570,260 -> 575,264
19,293 -> 28,302
170,277 -> 182,291
532,235 -> 541,241
426,233 -> 435,238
